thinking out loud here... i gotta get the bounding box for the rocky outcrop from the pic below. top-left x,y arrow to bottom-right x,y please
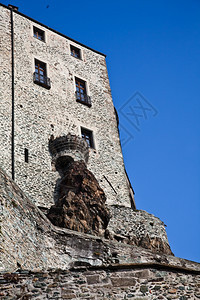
47,161 -> 110,236
46,159 -> 173,254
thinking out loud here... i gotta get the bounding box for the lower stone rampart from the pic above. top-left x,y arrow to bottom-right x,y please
0,167 -> 200,299
1,166 -> 199,273
108,205 -> 173,255
0,266 -> 200,299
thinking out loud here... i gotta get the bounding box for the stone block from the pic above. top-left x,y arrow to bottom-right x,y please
134,270 -> 150,279
168,288 -> 177,294
61,295 -> 76,299
110,277 -> 136,287
86,275 -> 100,285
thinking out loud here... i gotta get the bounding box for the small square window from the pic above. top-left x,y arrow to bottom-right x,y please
33,26 -> 45,41
70,45 -> 81,59
33,59 -> 51,89
81,127 -> 94,148
75,77 -> 91,107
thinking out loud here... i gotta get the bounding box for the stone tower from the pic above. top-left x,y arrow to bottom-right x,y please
0,3 -> 135,210
1,7 -> 198,299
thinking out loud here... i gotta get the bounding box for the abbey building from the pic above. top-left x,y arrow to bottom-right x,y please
0,3 -> 135,210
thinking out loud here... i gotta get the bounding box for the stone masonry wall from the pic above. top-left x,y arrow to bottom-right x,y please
0,267 -> 200,299
0,7 -> 12,177
107,205 -> 172,255
0,4 -> 131,208
0,161 -> 200,299
1,166 -> 199,272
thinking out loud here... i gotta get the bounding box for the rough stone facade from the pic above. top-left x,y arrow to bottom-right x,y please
107,206 -> 172,255
49,134 -> 90,168
0,6 -> 12,177
0,166 -> 177,272
0,3 -> 132,208
0,167 -> 200,298
1,4 -> 200,299
1,268 -> 200,300
0,167 -> 199,269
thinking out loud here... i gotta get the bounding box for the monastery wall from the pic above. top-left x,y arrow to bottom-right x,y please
0,6 -> 12,177
0,4 -> 131,208
0,166 -> 200,299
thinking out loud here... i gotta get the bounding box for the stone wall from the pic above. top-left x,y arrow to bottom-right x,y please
0,6 -> 12,177
108,205 -> 172,255
0,156 -> 200,299
0,4 -> 131,208
1,166 -> 199,272
0,267 -> 200,299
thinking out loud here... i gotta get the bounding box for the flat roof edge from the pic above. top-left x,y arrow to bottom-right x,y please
0,3 -> 106,57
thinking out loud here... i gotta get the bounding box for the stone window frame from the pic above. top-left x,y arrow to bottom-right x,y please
78,124 -> 98,152
69,42 -> 85,61
81,127 -> 94,148
33,57 -> 51,89
33,25 -> 46,42
70,44 -> 82,60
73,75 -> 91,107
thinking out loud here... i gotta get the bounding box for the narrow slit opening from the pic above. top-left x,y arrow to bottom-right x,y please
25,148 -> 29,163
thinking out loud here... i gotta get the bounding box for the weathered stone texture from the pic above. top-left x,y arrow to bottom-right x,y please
0,4 -> 131,208
0,164 -> 200,299
49,134 -> 90,167
0,166 -> 199,274
0,7 -> 12,177
47,161 -> 110,236
108,205 -> 173,255
1,5 -> 200,298
0,268 -> 199,299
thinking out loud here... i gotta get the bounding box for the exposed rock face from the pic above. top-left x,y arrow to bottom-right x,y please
46,159 -> 173,255
47,161 -> 110,236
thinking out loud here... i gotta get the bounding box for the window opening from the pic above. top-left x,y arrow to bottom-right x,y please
33,26 -> 45,41
70,45 -> 81,59
35,59 -> 46,83
81,127 -> 94,148
33,59 -> 51,89
75,78 -> 91,107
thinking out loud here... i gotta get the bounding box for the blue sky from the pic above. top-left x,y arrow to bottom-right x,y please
1,0 -> 200,262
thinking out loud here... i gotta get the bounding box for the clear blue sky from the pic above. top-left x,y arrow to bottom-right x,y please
1,0 -> 199,262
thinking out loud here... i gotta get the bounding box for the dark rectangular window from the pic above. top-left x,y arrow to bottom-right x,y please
25,148 -> 28,163
33,59 -> 51,89
35,59 -> 46,81
75,77 -> 91,107
33,26 -> 45,41
70,45 -> 81,59
81,127 -> 94,148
